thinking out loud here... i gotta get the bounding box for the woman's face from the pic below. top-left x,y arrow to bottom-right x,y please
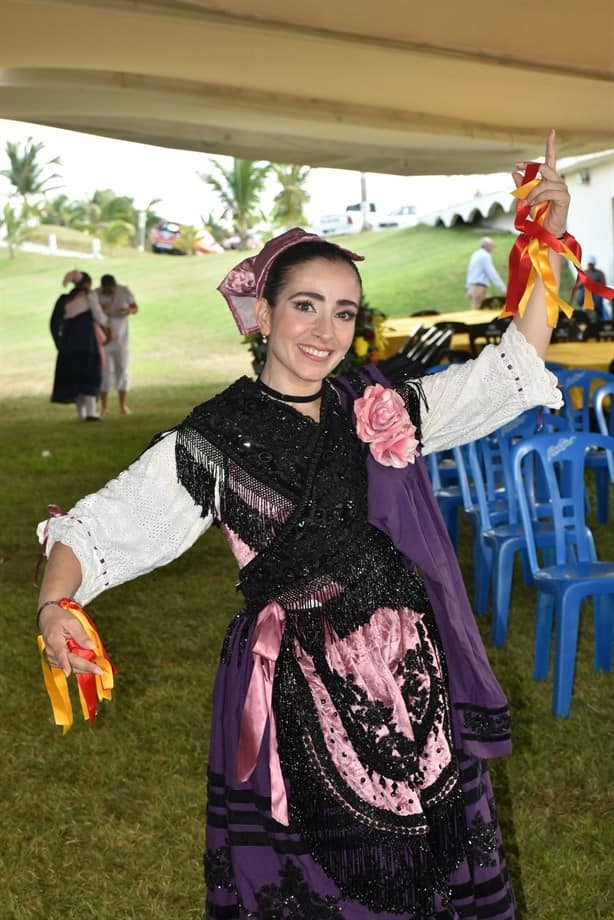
256,257 -> 360,392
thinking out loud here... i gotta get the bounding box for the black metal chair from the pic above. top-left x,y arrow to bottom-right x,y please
583,319 -> 614,342
479,296 -> 506,310
468,317 -> 511,356
377,327 -> 454,383
550,314 -> 582,343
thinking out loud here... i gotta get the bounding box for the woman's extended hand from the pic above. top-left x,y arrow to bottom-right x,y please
39,605 -> 103,678
512,128 -> 570,238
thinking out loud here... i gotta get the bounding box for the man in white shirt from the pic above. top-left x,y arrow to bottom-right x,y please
96,274 -> 138,414
465,237 -> 506,309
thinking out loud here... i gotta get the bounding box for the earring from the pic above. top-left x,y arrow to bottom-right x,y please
261,334 -> 268,344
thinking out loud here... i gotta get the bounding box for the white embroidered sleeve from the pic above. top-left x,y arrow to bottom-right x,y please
36,432 -> 214,605
417,323 -> 563,455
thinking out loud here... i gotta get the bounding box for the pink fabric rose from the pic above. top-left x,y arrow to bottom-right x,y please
355,383 -> 419,468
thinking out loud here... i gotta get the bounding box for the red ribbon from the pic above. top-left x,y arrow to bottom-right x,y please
64,599 -> 117,725
37,598 -> 117,732
505,162 -> 614,323
235,601 -> 288,825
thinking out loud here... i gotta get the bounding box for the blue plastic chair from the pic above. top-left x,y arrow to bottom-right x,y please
513,432 -> 614,717
454,413 -> 589,644
594,383 -> 614,482
484,411 -> 585,645
557,368 -> 614,522
452,439 -> 509,613
426,450 -> 463,549
545,361 -> 568,374
557,368 -> 614,429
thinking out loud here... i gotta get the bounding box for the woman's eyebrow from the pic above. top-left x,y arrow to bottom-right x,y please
289,290 -> 359,309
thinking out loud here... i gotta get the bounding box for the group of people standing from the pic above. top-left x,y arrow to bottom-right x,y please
50,271 -> 138,419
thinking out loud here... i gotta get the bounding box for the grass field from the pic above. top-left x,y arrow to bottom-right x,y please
1,224 -> 529,397
0,229 -> 610,919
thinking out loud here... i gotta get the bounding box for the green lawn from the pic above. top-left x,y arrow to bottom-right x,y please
0,230 -> 609,919
2,224 -> 530,397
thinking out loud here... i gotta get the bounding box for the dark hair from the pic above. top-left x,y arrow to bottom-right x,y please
100,274 -> 116,286
66,271 -> 92,303
262,241 -> 362,305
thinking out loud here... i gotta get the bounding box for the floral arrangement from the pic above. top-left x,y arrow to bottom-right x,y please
242,296 -> 388,377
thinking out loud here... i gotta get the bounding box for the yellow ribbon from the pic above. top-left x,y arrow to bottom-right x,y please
38,603 -> 115,733
501,174 -> 593,328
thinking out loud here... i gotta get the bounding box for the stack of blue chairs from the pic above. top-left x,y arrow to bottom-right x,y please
513,432 -> 614,716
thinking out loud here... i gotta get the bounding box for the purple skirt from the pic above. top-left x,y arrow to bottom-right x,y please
205,612 -> 516,919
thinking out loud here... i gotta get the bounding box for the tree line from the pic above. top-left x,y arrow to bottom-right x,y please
0,137 -> 311,257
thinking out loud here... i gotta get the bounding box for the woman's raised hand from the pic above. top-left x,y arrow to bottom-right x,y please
512,128 -> 570,238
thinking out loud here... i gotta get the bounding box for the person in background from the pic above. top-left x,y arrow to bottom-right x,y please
570,255 -> 610,320
96,274 -> 139,415
50,270 -> 109,421
465,236 -> 506,308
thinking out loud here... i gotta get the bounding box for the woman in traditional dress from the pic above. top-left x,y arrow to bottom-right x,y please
50,270 -> 109,421
37,133 -> 569,918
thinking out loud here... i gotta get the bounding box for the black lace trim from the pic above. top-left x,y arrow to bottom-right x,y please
205,852 -> 343,918
254,860 -> 343,917
271,632 -> 466,914
465,800 -> 499,869
204,844 -> 237,893
455,704 -> 512,743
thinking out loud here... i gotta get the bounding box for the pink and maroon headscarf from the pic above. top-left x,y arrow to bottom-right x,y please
217,227 -> 365,334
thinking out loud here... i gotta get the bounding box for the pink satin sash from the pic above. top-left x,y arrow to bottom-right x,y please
235,600 -> 288,825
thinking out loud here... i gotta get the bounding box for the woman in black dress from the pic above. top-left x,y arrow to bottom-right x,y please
50,270 -> 109,420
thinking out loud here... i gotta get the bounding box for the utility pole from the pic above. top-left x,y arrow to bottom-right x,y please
360,172 -> 371,232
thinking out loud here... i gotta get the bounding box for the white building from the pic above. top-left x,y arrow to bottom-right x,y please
422,149 -> 614,285
561,149 -> 614,285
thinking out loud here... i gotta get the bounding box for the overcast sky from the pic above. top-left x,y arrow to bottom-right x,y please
0,118 -> 514,226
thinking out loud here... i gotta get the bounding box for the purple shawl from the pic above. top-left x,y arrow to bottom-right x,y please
335,365 -> 512,760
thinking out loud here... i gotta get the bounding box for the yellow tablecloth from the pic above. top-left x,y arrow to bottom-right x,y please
544,341 -> 613,373
379,312 -> 614,372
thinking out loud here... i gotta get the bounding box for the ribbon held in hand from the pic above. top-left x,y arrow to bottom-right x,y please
37,598 -> 116,734
504,161 -> 614,327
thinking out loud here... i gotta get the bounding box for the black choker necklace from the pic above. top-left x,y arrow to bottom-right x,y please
257,378 -> 323,403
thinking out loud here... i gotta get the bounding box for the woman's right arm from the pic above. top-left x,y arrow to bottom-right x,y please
36,431 -> 216,675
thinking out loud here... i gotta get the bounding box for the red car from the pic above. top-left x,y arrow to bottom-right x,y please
150,220 -> 223,255
150,220 -> 184,254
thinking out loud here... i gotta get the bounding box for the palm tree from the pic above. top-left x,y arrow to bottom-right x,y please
175,224 -> 200,255
1,138 -> 62,213
0,203 -> 29,258
200,158 -> 270,249
202,211 -> 227,244
270,164 -> 311,228
68,189 -> 135,245
40,193 -> 75,226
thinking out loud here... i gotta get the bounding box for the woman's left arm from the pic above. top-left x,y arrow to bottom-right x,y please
512,129 -> 570,358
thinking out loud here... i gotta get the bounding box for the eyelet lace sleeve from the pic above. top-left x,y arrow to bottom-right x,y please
418,323 -> 563,455
36,432 -> 214,605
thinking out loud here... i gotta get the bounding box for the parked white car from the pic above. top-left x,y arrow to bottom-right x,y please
310,211 -> 362,237
310,202 -> 378,237
377,205 -> 418,229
